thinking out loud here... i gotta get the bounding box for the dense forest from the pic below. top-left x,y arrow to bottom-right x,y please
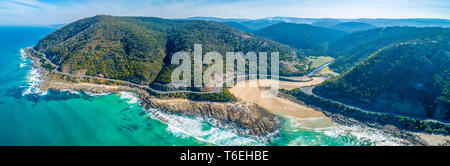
315,41 -> 450,121
222,21 -> 254,33
187,17 -> 450,30
282,89 -> 449,134
35,15 -> 309,85
330,22 -> 377,33
328,27 -> 450,73
256,23 -> 347,52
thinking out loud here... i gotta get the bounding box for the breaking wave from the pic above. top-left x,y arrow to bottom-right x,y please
319,125 -> 405,146
22,65 -> 47,96
118,91 -> 140,104
146,108 -> 265,146
59,89 -> 80,95
284,116 -> 404,146
114,92 -> 265,146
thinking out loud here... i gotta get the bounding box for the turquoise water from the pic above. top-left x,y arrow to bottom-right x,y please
0,27 -> 400,146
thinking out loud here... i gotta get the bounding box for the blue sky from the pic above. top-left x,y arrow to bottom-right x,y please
1,0 -> 449,25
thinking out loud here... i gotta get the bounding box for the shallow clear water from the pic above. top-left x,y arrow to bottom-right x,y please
0,27 -> 401,146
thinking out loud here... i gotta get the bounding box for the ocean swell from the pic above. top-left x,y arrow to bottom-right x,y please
146,108 -> 265,146
22,62 -> 47,96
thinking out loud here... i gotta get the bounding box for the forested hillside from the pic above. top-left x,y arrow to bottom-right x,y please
256,23 -> 347,51
315,41 -> 450,121
330,22 -> 377,33
328,27 -> 450,73
35,15 -> 308,85
222,21 -> 254,33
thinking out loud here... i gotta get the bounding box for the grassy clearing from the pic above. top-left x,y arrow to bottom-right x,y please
309,56 -> 334,69
314,66 -> 340,77
319,66 -> 332,73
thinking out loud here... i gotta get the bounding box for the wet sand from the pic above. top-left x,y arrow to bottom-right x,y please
414,133 -> 450,146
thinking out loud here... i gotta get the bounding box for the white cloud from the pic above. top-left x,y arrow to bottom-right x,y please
11,0 -> 57,9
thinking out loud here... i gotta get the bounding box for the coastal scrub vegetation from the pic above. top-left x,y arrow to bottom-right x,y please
256,22 -> 347,54
34,15 -> 309,86
315,41 -> 450,121
328,27 -> 450,73
281,88 -> 450,135
187,89 -> 237,102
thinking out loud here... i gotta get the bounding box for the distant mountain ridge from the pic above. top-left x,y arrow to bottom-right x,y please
184,17 -> 450,30
222,21 -> 254,33
330,22 -> 377,33
256,22 -> 347,51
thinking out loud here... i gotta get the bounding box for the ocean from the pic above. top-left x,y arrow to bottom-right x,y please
0,27 -> 402,146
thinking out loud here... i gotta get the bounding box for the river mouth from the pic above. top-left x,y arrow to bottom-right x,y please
18,51 -> 410,146
230,78 -> 334,130
229,77 -> 414,146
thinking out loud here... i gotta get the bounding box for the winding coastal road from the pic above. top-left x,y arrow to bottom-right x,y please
32,46 -> 447,125
30,47 -> 316,95
307,61 -> 334,77
29,48 -> 222,94
302,86 -> 450,124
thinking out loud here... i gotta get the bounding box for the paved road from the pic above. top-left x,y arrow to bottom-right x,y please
300,41 -> 450,124
307,61 -> 334,77
303,86 -> 450,124
29,48 -> 221,94
29,46 -> 450,124
30,48 -> 315,94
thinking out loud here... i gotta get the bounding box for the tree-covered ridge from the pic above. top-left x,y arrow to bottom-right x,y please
256,22 -> 348,51
330,22 -> 377,33
315,41 -> 450,121
35,16 -> 167,84
329,27 -> 450,73
221,21 -> 254,33
35,15 -> 307,85
282,88 -> 450,135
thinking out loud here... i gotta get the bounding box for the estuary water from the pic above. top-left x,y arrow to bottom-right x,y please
0,27 -> 402,146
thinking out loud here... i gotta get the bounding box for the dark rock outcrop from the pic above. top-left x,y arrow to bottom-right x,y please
141,96 -> 281,137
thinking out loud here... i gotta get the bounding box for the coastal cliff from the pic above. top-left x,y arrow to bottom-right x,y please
39,74 -> 281,140
142,98 -> 280,137
26,46 -> 282,142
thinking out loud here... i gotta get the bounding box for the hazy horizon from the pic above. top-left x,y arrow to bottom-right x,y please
0,0 -> 449,26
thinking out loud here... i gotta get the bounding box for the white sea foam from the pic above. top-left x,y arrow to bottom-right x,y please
59,89 -> 80,95
22,67 -> 47,96
118,91 -> 140,104
285,116 -> 335,131
20,48 -> 27,61
146,109 -> 264,146
20,48 -> 47,96
84,91 -> 111,97
284,116 -> 404,146
287,137 -> 322,146
19,49 -> 29,68
319,125 -> 405,146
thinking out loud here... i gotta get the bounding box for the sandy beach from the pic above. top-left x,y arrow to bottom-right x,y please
230,77 -> 334,129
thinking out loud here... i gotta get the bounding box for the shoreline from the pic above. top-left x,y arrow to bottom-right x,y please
23,47 -> 449,146
279,89 -> 450,146
230,78 -> 334,130
229,78 -> 421,145
229,76 -> 450,145
24,47 -> 282,143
